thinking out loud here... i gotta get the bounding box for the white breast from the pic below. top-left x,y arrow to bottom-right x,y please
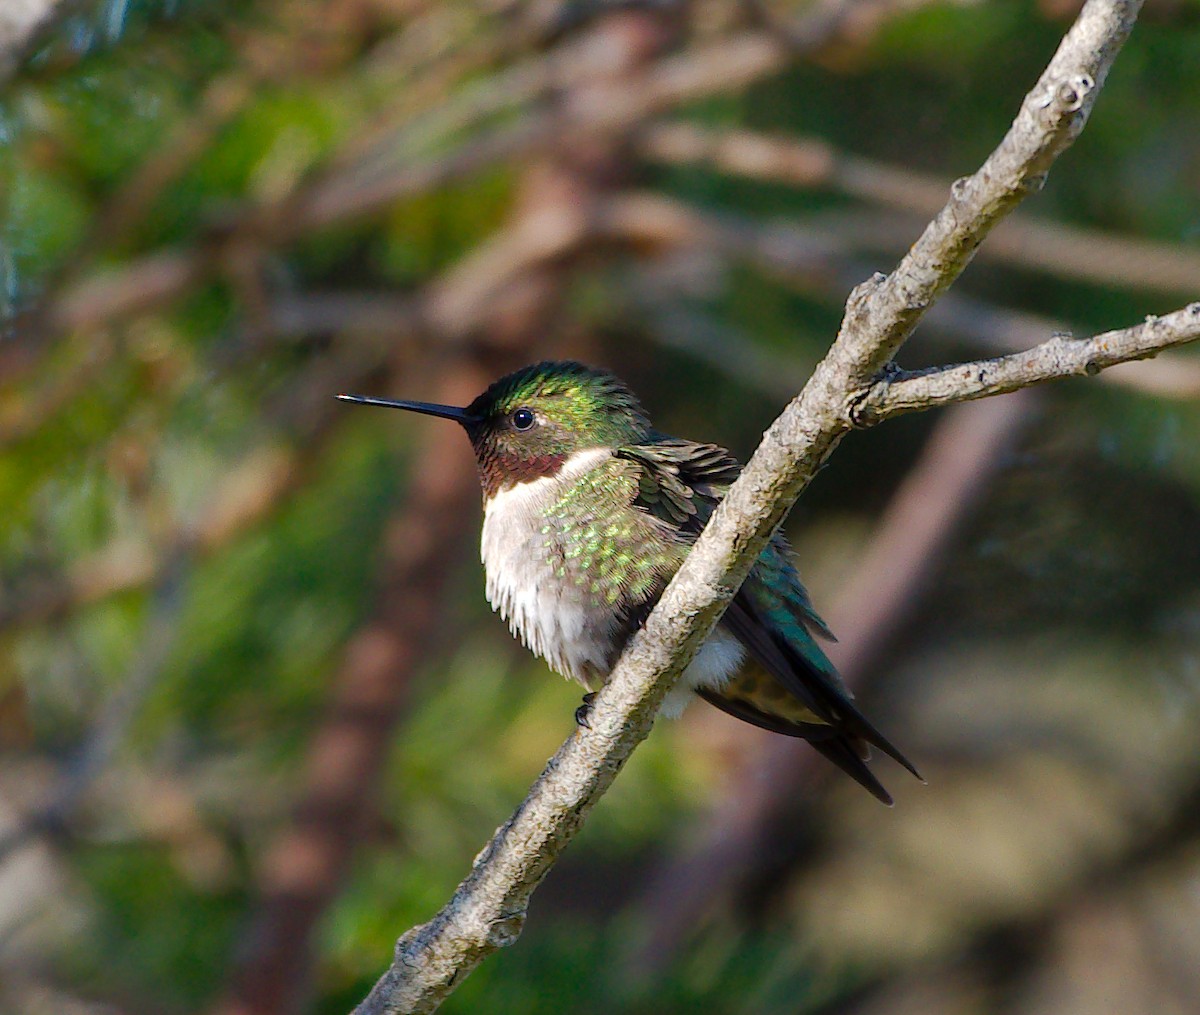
480,446 -> 746,716
481,448 -> 617,686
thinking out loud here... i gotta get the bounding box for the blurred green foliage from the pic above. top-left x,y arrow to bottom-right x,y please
2,1 -> 1200,1013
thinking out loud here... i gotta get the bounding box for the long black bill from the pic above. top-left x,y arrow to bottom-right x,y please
336,393 -> 481,425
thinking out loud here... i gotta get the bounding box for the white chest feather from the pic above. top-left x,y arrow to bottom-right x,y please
481,449 -> 615,685
480,447 -> 744,715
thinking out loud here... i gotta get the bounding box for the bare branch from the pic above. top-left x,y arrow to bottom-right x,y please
856,303 -> 1200,423
829,4 -> 1140,387
636,255 -> 1200,402
353,3 -> 1152,1012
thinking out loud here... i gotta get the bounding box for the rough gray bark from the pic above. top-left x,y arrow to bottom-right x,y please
354,3 -> 1191,1012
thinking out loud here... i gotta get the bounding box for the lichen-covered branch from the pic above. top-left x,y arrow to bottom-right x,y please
354,3 -> 1152,1012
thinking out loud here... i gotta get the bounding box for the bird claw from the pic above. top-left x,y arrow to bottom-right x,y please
575,692 -> 598,729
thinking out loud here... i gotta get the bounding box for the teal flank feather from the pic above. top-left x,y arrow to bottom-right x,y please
619,435 -> 920,803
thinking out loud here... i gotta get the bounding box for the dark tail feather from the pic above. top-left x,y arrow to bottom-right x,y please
842,709 -> 924,783
719,598 -> 922,785
809,735 -> 895,806
697,689 -> 898,805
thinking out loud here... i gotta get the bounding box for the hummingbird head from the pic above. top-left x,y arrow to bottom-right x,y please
339,361 -> 652,495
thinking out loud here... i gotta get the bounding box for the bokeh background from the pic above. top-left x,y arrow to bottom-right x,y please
3,1 -> 1200,1013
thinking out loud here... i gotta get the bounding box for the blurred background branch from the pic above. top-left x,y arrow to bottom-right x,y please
214,361 -> 495,1015
2,0 -> 1199,1013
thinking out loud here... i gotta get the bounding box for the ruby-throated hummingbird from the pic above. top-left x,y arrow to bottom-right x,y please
339,361 -> 919,804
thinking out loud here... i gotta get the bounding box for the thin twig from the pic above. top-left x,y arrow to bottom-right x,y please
621,201 -> 1200,400
854,303 -> 1200,423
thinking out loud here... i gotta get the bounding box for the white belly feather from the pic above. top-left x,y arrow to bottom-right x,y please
480,447 -> 743,714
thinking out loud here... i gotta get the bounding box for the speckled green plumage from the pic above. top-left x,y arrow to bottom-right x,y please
613,435 -> 918,799
539,455 -> 678,610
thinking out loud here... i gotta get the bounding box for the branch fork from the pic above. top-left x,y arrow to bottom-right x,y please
349,4 -> 1200,1013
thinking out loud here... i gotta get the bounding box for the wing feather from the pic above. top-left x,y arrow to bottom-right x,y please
616,436 -> 921,787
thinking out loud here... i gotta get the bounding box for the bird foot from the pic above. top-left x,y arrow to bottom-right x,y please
575,692 -> 598,730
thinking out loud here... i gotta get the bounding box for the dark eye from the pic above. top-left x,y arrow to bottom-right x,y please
512,408 -> 536,431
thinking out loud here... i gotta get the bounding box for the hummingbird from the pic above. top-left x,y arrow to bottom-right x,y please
339,361 -> 919,804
